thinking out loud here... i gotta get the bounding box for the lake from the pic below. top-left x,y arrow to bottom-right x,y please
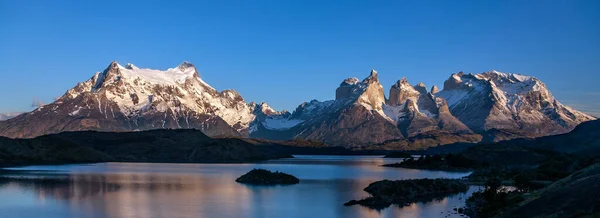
0,155 -> 476,218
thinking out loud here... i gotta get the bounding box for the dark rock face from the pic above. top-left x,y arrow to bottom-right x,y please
235,169 -> 299,185
335,77 -> 360,100
344,179 -> 469,209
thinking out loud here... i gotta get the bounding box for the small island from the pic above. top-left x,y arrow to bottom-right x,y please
235,169 -> 300,185
344,179 -> 469,209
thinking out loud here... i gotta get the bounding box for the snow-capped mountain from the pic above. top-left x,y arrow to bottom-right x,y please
0,61 -> 264,138
436,71 -> 595,141
249,70 -> 481,148
0,62 -> 593,148
249,69 -> 593,148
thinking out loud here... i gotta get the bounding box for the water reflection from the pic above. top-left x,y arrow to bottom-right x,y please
0,156 -> 473,218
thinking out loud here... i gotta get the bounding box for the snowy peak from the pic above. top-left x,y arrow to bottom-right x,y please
335,69 -> 383,101
363,69 -> 379,84
254,102 -> 279,116
436,70 -> 595,136
356,69 -> 386,111
56,61 -> 266,134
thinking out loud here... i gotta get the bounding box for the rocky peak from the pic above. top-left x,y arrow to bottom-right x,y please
430,85 -> 439,95
362,69 -> 380,84
443,71 -> 465,90
93,61 -> 123,90
178,61 -> 195,71
340,77 -> 360,87
257,102 -> 278,115
356,70 -> 386,111
414,82 -> 428,94
388,77 -> 421,106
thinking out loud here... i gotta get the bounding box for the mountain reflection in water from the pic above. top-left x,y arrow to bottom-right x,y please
0,156 -> 474,218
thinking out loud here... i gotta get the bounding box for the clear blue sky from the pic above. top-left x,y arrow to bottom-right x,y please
1,0 -> 599,116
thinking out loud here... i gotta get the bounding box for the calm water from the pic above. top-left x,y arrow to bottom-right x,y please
0,156 -> 476,218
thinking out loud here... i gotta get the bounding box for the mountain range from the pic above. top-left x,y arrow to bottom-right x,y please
0,61 -> 594,149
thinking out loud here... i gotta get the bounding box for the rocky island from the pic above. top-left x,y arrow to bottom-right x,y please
344,179 -> 469,209
236,169 -> 300,185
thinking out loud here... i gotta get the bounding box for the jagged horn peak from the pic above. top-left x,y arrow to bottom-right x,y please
392,77 -> 411,89
362,69 -> 380,84
102,61 -> 122,74
107,61 -> 120,69
431,85 -> 439,94
416,82 -> 426,87
370,69 -> 378,76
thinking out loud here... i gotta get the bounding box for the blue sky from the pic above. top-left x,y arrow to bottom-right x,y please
1,0 -> 599,116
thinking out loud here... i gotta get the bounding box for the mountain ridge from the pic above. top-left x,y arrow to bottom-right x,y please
0,62 -> 594,149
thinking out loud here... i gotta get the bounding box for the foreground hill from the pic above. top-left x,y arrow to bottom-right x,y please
504,163 -> 600,217
0,129 -> 291,166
